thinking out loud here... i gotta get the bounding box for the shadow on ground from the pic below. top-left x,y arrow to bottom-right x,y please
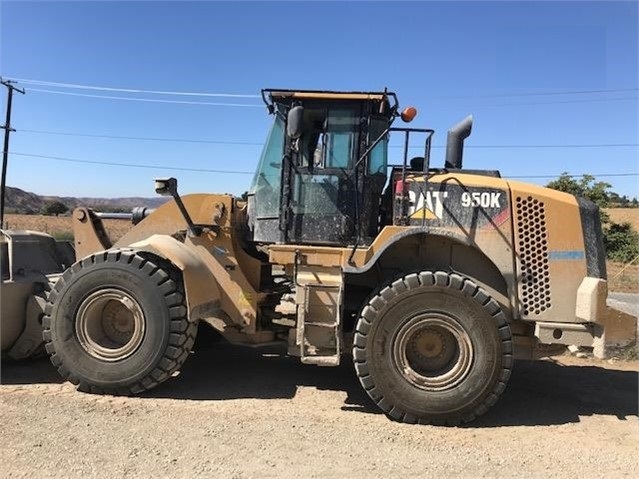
0,355 -> 64,385
2,338 -> 637,427
470,359 -> 638,427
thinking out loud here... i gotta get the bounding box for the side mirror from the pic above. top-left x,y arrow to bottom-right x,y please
287,105 -> 304,139
154,177 -> 178,196
154,177 -> 200,237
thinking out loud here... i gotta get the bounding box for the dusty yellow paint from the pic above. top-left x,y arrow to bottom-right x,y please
128,234 -> 221,321
508,180 -> 587,323
409,207 -> 437,220
268,225 -> 415,268
406,172 -> 511,189
73,208 -> 113,259
71,173 -> 606,344
73,194 -> 266,335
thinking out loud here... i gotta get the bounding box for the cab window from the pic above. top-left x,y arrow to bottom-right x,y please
302,109 -> 358,169
368,117 -> 388,175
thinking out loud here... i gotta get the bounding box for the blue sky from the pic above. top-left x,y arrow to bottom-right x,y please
1,0 -> 637,198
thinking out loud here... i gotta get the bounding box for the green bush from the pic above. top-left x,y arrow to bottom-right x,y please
604,222 -> 639,263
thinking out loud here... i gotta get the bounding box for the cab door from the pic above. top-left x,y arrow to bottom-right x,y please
286,108 -> 359,245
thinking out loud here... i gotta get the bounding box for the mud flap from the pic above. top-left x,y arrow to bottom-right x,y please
592,306 -> 637,359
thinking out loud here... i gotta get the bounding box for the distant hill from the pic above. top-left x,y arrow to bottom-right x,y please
4,186 -> 169,214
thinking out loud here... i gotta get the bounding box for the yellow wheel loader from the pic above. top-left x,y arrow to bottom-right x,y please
5,89 -> 635,424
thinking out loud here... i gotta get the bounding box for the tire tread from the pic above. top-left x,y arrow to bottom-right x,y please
42,251 -> 197,396
352,270 -> 513,425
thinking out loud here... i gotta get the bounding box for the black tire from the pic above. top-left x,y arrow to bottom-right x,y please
353,271 -> 512,425
43,250 -> 197,395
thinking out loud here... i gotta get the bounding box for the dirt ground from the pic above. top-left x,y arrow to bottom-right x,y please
1,338 -> 637,479
608,262 -> 639,293
607,208 -> 639,231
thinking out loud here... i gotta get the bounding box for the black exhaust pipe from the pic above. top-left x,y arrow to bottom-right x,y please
445,115 -> 473,169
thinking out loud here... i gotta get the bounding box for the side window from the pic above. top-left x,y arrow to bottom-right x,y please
368,117 -> 388,175
303,109 -> 357,169
326,132 -> 352,168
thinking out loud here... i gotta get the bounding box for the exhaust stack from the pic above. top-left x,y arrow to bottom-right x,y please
445,115 -> 473,169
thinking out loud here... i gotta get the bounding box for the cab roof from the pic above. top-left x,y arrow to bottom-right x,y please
261,88 -> 399,110
265,89 -> 393,101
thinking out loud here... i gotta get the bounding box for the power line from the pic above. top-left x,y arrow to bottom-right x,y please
6,77 -> 261,98
19,128 -> 639,149
407,143 -> 639,149
27,88 -> 264,107
20,129 -> 263,145
8,151 -> 638,180
9,77 -> 637,100
462,96 -> 638,107
26,87 -> 638,108
9,152 -> 255,174
431,87 -> 639,99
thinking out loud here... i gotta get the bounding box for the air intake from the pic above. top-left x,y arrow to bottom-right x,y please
516,196 -> 552,316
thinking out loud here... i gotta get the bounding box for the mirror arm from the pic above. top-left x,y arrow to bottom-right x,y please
275,107 -> 287,122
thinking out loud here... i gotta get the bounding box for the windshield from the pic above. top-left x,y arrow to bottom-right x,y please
249,116 -> 284,218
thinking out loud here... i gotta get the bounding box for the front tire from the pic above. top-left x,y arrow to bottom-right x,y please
43,250 -> 197,395
353,271 -> 512,425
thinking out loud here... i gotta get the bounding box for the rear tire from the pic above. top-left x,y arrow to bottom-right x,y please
43,250 -> 197,395
353,271 -> 512,425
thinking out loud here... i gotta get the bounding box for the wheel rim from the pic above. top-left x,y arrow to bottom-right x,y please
75,288 -> 145,361
392,313 -> 474,391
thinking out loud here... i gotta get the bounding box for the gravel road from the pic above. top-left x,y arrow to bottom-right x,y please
609,293 -> 639,318
1,339 -> 637,479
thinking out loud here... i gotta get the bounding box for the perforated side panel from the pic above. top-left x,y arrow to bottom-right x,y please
515,196 -> 552,316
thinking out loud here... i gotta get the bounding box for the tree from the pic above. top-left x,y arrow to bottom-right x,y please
42,201 -> 69,216
546,172 -> 612,223
546,173 -> 611,210
609,192 -> 636,208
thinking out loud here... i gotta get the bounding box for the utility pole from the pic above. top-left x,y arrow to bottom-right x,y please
0,78 -> 25,227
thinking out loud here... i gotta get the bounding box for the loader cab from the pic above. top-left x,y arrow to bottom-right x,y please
247,90 -> 397,247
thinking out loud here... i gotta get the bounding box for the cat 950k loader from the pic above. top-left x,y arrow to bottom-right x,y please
11,89 -> 634,425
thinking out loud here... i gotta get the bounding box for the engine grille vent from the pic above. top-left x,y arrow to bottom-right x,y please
516,196 -> 551,315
